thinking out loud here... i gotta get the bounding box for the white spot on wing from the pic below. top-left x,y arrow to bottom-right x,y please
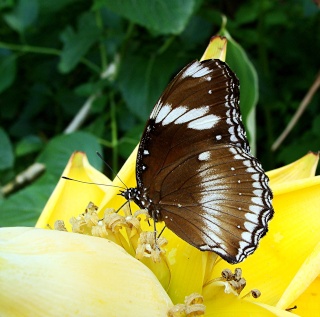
244,222 -> 255,233
241,231 -> 252,243
155,104 -> 171,123
249,205 -> 263,213
245,212 -> 259,223
181,61 -> 211,79
188,114 -> 220,130
150,100 -> 162,119
175,106 -> 209,124
198,151 -> 211,161
251,197 -> 263,205
162,106 -> 188,125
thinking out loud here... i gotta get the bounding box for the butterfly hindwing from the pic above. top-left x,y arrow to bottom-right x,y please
156,144 -> 272,263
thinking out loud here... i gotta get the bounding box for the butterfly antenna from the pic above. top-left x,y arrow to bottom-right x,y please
61,176 -> 126,190
96,152 -> 128,189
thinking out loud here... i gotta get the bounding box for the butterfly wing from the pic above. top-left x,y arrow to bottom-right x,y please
136,59 -> 273,264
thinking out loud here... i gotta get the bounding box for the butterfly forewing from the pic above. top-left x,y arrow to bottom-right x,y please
129,59 -> 273,264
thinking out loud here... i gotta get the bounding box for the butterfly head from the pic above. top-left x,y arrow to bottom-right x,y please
119,188 -> 139,201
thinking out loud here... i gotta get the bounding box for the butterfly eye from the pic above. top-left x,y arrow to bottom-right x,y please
121,59 -> 273,264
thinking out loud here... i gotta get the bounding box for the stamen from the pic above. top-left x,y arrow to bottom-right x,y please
54,202 -> 169,263
70,216 -> 87,233
251,289 -> 261,299
241,289 -> 261,299
228,278 -> 246,295
167,293 -> 205,316
91,222 -> 109,238
136,231 -> 167,262
54,220 -> 67,231
286,305 -> 297,312
133,209 -> 149,218
83,202 -> 99,227
69,202 -> 100,234
221,268 -> 233,280
102,208 -> 127,232
233,268 -> 242,281
204,268 -> 260,297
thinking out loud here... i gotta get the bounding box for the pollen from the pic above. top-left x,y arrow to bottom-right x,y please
136,231 -> 167,263
206,268 -> 252,296
102,208 -> 127,232
54,202 -> 170,265
91,222 -> 109,238
54,220 -> 67,231
167,293 -> 205,316
67,202 -> 101,234
70,215 -> 87,234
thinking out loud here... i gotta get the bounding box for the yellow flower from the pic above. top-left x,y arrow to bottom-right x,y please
2,151 -> 319,316
1,36 -> 320,316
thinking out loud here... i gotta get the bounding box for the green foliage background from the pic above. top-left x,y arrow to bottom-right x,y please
0,0 -> 319,226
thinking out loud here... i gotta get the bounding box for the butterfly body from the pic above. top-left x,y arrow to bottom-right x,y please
120,59 -> 273,264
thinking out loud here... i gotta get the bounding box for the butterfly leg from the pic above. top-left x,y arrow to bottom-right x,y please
115,200 -> 131,214
157,225 -> 166,238
151,210 -> 161,251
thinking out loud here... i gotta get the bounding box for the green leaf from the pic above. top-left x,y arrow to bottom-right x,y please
278,131 -> 320,166
0,132 -> 103,227
37,131 -> 103,175
221,29 -> 259,154
96,0 -> 198,34
312,115 -> 320,137
118,52 -> 183,121
118,123 -> 144,159
0,54 -> 17,93
15,135 -> 43,156
59,12 -> 101,73
0,174 -> 56,227
38,0 -> 79,15
0,0 -> 14,10
3,0 -> 38,33
0,127 -> 14,170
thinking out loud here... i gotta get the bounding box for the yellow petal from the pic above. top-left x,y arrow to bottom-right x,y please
99,146 -> 138,214
200,35 -> 227,61
0,227 -> 173,316
267,152 -> 319,187
289,276 -> 320,316
204,286 -> 299,317
164,233 -> 208,304
212,175 -> 320,306
276,241 -> 320,309
36,152 -> 111,230
252,302 -> 300,317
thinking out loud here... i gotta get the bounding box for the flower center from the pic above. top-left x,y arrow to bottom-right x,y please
54,201 -> 167,262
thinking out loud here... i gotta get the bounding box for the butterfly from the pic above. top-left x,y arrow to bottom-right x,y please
120,59 -> 274,264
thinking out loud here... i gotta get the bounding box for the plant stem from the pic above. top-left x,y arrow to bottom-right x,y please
110,92 -> 118,174
0,41 -> 100,74
95,9 -> 107,71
